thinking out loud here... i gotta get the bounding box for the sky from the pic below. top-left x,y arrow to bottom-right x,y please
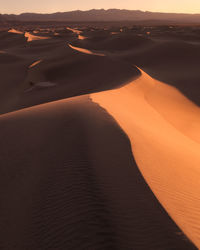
1,0 -> 200,14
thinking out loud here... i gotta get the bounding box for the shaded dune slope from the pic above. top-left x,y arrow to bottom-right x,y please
72,33 -> 153,51
0,96 -> 196,249
0,31 -> 27,49
0,41 -> 139,114
114,40 -> 200,106
71,30 -> 200,106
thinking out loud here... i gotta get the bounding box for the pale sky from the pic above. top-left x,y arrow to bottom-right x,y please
1,0 -> 200,14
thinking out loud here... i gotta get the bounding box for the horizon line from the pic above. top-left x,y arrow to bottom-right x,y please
2,8 -> 200,16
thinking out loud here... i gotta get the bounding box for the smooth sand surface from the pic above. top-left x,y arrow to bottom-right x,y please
92,68 -> 200,248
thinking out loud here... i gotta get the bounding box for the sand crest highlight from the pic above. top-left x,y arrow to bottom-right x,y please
68,43 -> 105,56
25,32 -> 50,42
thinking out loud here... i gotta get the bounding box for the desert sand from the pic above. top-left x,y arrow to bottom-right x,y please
0,23 -> 199,249
68,43 -> 105,56
29,60 -> 43,68
8,28 -> 24,34
92,68 -> 200,247
25,32 -> 50,42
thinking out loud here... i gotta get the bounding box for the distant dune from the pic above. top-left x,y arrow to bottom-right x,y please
24,32 -> 50,42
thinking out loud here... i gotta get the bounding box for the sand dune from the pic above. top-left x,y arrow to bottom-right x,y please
0,94 -> 195,249
24,81 -> 56,92
92,68 -> 200,248
29,60 -> 42,68
8,28 -> 24,34
18,44 -> 137,112
117,39 -> 200,105
0,31 -> 27,49
25,32 -> 50,42
66,27 -> 82,35
66,27 -> 87,40
72,33 -> 153,52
68,43 -> 105,56
0,25 -> 199,249
78,34 -> 87,40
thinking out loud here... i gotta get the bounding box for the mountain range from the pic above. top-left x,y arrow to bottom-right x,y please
1,9 -> 200,23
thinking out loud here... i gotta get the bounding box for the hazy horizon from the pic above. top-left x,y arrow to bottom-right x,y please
1,0 -> 200,15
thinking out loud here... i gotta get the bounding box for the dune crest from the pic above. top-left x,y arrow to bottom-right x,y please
25,32 -> 50,42
8,29 -> 24,34
66,27 -> 82,35
68,44 -> 105,56
91,68 -> 200,248
24,81 -> 56,92
29,60 -> 42,69
78,34 -> 87,40
66,27 -> 87,39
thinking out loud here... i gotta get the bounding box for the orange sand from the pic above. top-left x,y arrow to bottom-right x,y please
91,68 -> 200,248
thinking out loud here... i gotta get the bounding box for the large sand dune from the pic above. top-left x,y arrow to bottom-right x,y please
0,94 -> 196,249
92,68 -> 200,248
0,24 -> 199,249
72,33 -> 154,51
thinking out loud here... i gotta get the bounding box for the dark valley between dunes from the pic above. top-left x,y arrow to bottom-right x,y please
0,13 -> 200,249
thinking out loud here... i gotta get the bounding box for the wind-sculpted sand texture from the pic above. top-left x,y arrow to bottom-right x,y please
0,24 -> 199,249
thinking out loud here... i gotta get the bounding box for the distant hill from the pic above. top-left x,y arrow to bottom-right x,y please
2,9 -> 200,23
0,14 -> 6,23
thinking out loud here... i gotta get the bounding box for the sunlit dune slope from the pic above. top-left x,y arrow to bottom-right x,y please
91,68 -> 200,248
